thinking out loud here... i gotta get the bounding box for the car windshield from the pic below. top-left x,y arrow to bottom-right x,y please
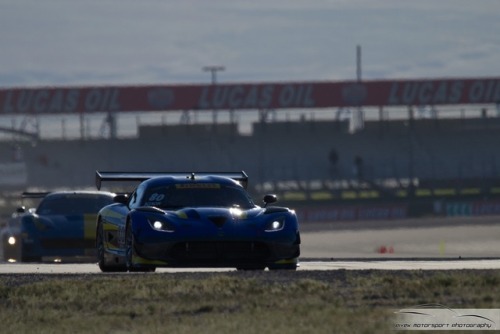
36,195 -> 114,215
141,183 -> 255,209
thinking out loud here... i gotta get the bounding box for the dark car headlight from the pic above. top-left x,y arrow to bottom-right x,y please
7,236 -> 16,245
147,218 -> 175,232
265,217 -> 285,232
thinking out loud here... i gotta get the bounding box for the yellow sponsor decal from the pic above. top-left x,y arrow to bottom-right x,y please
273,258 -> 299,265
176,211 -> 188,219
84,214 -> 97,239
103,223 -> 119,231
133,253 -> 168,266
100,207 -> 124,219
176,183 -> 220,189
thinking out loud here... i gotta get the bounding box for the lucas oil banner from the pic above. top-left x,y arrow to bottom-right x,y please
1,77 -> 500,114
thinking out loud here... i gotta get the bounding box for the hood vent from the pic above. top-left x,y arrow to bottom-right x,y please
209,216 -> 227,228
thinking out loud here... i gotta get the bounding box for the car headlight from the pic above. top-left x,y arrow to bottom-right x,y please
8,236 -> 16,245
148,218 -> 175,232
265,217 -> 285,232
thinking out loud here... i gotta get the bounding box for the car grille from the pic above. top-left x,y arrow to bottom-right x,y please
208,216 -> 227,228
170,241 -> 270,262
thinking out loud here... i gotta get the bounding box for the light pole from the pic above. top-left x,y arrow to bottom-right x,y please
203,66 -> 225,84
202,66 -> 225,125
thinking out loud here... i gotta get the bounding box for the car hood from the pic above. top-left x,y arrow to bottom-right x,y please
137,205 -> 289,222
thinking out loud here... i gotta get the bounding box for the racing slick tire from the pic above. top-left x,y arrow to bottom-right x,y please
268,263 -> 298,270
96,220 -> 127,272
236,264 -> 266,271
20,254 -> 42,263
19,244 -> 41,263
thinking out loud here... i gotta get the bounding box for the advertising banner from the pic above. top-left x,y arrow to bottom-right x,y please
1,77 -> 499,114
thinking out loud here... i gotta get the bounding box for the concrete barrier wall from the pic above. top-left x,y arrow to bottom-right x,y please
2,117 -> 500,189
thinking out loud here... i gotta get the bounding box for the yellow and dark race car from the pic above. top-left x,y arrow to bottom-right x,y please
1,191 -> 115,262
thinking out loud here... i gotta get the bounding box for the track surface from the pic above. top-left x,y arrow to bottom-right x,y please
1,215 -> 499,273
1,259 -> 500,274
300,215 -> 500,259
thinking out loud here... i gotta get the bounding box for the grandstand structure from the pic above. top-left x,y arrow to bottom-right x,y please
1,77 -> 500,220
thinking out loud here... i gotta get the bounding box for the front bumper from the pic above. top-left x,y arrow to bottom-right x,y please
3,235 -> 96,262
134,239 -> 300,267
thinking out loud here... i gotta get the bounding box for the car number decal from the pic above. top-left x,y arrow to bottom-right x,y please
145,193 -> 165,206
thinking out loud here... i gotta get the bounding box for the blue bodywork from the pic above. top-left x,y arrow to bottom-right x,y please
1,191 -> 115,262
96,171 -> 301,271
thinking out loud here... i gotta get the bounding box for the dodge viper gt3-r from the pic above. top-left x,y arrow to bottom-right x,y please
95,171 -> 301,272
1,191 -> 115,262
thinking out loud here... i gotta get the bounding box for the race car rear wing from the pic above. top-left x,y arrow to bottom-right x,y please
95,171 -> 249,190
15,192 -> 50,213
21,191 -> 50,198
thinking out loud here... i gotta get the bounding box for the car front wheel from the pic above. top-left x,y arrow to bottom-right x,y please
125,222 -> 155,273
97,220 -> 126,272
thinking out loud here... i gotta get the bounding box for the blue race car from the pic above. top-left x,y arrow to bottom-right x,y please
1,191 -> 115,262
95,171 -> 301,272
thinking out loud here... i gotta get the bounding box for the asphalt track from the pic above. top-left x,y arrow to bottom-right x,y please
1,215 -> 500,273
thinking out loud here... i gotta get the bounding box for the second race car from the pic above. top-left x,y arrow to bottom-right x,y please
2,191 -> 116,262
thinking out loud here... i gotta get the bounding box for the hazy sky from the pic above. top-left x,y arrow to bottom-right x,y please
1,0 -> 499,87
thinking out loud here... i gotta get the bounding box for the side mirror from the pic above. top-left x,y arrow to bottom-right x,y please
113,194 -> 129,205
263,194 -> 277,207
